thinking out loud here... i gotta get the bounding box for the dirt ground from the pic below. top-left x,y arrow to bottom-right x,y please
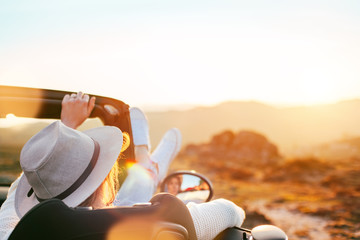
170,156 -> 360,240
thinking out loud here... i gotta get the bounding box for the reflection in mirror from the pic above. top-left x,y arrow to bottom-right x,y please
163,173 -> 211,204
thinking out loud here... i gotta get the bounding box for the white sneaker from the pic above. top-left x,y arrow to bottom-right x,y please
130,107 -> 151,151
151,128 -> 182,184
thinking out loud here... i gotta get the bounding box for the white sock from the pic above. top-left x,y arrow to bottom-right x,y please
187,199 -> 246,240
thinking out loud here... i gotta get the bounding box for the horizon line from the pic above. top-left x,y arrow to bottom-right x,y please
139,98 -> 360,112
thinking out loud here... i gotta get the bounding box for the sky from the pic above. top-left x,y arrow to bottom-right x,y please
1,0 -> 359,111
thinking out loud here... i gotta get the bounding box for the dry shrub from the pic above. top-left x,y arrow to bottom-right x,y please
264,157 -> 334,183
229,168 -> 254,180
322,169 -> 360,190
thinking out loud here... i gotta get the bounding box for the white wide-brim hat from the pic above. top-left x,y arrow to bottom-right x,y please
15,121 -> 123,218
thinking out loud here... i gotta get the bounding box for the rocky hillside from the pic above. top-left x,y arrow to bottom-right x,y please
175,130 -> 282,181
182,130 -> 281,166
170,130 -> 360,240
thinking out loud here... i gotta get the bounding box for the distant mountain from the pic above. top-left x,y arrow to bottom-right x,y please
2,99 -> 360,155
145,99 -> 360,154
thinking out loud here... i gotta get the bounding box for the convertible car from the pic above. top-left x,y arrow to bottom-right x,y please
0,85 -> 215,240
0,85 -> 287,240
0,85 -> 199,240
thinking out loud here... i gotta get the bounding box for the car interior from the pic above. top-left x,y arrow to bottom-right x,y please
9,194 -> 194,240
0,85 -> 288,240
0,85 -> 195,240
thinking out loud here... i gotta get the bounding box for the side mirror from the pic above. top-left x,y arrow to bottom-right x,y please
160,171 -> 213,204
251,225 -> 288,240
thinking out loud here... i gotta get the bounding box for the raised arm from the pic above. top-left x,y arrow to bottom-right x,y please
60,92 -> 96,129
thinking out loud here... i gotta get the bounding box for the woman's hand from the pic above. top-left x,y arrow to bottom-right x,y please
61,92 -> 96,129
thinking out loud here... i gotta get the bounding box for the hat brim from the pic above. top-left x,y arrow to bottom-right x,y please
15,125 -> 123,218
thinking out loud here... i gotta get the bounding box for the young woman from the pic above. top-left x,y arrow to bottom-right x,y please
0,92 -> 245,240
166,175 -> 183,196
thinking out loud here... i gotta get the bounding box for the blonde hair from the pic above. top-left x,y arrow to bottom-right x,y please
79,132 -> 130,208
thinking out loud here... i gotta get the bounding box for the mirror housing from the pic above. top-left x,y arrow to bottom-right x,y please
160,171 -> 213,203
251,225 -> 288,240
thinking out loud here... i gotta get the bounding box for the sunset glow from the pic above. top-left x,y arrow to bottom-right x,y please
0,1 -> 359,110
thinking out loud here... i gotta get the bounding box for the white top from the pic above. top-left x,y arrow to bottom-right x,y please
0,177 -> 21,240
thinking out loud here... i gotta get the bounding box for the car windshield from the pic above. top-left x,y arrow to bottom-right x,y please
0,116 -> 103,185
